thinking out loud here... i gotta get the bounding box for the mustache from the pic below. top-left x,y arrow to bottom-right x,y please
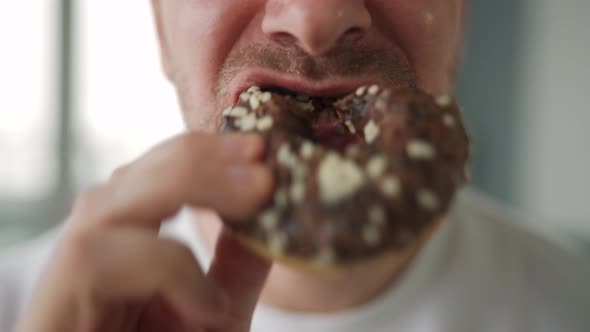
217,37 -> 417,97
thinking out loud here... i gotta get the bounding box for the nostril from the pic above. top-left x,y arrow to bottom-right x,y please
345,27 -> 364,36
270,31 -> 297,47
340,27 -> 365,43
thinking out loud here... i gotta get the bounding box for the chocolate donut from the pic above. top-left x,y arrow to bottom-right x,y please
220,85 -> 470,268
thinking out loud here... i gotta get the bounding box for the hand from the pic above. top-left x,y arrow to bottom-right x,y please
15,132 -> 274,332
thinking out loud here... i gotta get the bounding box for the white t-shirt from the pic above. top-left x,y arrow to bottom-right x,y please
1,188 -> 589,332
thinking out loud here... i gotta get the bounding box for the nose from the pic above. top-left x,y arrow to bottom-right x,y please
262,0 -> 372,56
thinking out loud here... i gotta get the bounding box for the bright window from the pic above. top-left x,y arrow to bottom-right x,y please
0,1 -> 182,245
76,0 -> 183,184
0,1 -> 55,198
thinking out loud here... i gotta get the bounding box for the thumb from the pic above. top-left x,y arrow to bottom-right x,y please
206,228 -> 272,332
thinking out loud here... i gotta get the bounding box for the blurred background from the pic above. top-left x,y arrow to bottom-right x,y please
0,1 -> 589,250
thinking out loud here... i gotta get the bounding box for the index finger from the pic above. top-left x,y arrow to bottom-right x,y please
71,132 -> 273,230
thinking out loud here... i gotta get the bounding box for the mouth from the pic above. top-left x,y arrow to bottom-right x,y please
229,68 -> 379,106
226,69 -> 381,151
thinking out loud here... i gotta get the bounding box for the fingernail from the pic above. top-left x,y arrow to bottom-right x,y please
222,134 -> 263,159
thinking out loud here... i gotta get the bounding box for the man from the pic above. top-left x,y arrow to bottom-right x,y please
2,1 -> 589,331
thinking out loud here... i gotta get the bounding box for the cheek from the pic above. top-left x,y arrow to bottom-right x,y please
371,0 -> 463,92
161,1 -> 261,130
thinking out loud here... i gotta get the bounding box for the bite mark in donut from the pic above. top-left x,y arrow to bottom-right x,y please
220,85 -> 470,268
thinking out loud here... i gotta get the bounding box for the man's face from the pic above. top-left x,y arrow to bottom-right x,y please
152,0 -> 465,131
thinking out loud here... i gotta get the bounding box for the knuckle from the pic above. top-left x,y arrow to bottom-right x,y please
55,228 -> 99,274
71,186 -> 106,217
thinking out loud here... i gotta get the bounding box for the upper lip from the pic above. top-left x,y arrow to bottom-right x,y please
229,68 -> 379,105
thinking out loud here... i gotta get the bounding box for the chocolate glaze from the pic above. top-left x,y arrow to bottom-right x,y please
221,85 -> 470,265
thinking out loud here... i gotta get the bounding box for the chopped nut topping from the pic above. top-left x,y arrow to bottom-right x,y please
247,86 -> 260,93
345,120 -> 356,134
435,94 -> 452,107
258,210 -> 279,230
364,120 -> 380,144
355,86 -> 367,96
300,141 -> 315,159
260,92 -> 272,103
362,225 -> 381,246
239,113 -> 257,131
228,106 -> 248,118
268,232 -> 288,255
416,189 -> 439,211
368,84 -> 380,95
443,114 -> 456,127
249,95 -> 261,110
239,92 -> 251,103
381,176 -> 401,198
256,115 -> 274,131
368,204 -> 387,226
318,153 -> 366,205
277,143 -> 297,168
366,155 -> 388,179
406,140 -> 436,160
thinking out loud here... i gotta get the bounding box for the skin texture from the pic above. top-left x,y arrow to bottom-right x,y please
16,1 -> 465,331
